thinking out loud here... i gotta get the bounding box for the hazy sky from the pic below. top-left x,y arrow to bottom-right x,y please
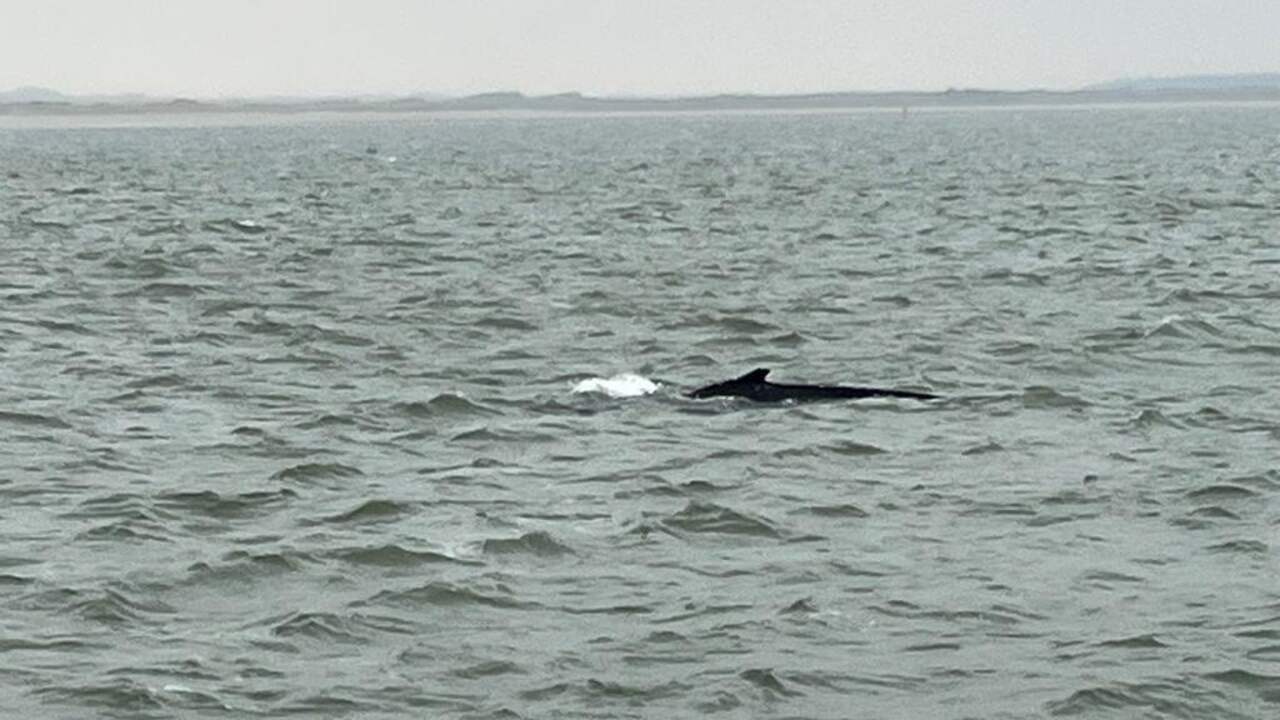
4,0 -> 1278,98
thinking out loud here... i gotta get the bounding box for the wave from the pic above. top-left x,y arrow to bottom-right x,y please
0,410 -> 73,430
328,544 -> 480,567
269,610 -> 416,643
357,581 -> 535,610
481,530 -> 574,557
394,393 -> 498,418
662,501 -> 783,539
154,488 -> 297,519
270,462 -> 364,484
306,499 -> 414,525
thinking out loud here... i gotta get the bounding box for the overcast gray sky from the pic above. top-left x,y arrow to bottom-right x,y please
4,0 -> 1278,98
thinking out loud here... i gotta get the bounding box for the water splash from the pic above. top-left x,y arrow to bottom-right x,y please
571,373 -> 659,398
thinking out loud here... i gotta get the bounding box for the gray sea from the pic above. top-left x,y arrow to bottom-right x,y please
3,106 -> 1280,719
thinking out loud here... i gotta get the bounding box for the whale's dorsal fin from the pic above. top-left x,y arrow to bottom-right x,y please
737,368 -> 770,383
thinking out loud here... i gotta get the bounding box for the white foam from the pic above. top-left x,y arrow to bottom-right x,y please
572,373 -> 659,398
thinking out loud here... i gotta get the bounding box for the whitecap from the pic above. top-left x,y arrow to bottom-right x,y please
571,373 -> 659,398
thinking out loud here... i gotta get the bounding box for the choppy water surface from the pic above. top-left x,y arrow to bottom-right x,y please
3,107 -> 1280,718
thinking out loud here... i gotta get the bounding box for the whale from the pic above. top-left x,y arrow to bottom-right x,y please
685,368 -> 938,403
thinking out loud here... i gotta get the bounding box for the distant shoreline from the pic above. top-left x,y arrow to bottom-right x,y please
4,86 -> 1280,119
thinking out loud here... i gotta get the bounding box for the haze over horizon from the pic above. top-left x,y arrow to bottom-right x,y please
3,0 -> 1279,100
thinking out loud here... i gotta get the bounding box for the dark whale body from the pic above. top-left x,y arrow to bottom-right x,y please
686,368 -> 938,403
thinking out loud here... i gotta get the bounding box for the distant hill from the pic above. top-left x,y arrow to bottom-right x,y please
3,74 -> 1280,117
0,86 -> 71,103
0,86 -> 451,106
0,85 -> 160,104
1085,73 -> 1280,92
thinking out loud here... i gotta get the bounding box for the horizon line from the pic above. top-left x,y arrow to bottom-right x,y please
7,70 -> 1280,105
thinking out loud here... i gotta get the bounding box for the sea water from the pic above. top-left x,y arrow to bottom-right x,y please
2,106 -> 1279,718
